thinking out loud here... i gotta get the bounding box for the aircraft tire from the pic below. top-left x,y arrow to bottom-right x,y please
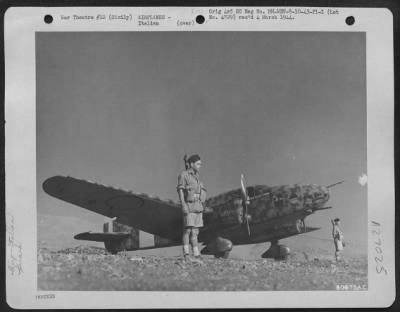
214,250 -> 230,259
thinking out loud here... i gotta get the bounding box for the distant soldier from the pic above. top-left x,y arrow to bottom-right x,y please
331,218 -> 345,262
177,154 -> 207,261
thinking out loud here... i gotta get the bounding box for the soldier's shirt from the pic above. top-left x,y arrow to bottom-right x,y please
332,225 -> 344,251
332,225 -> 344,240
177,168 -> 206,213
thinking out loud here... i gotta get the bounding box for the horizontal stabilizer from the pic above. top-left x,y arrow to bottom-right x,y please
74,231 -> 131,242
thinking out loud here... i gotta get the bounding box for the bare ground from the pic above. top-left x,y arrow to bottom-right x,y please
38,246 -> 367,291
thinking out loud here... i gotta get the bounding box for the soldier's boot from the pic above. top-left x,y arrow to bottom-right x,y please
191,246 -> 203,264
191,256 -> 203,265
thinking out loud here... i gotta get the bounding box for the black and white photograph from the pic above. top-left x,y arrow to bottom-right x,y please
4,7 -> 395,309
36,29 -> 369,291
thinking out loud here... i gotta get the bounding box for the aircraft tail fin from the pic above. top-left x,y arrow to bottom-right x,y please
75,220 -> 140,253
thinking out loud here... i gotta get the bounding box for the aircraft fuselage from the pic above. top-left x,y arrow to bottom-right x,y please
200,183 -> 330,244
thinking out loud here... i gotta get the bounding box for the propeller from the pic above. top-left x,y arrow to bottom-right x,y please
240,174 -> 251,236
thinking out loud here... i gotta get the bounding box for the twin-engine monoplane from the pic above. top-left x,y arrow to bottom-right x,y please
43,175 -> 342,260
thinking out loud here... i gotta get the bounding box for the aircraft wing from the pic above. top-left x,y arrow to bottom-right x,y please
43,176 -> 183,241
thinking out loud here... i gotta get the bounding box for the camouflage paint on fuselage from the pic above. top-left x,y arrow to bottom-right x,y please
204,184 -> 330,229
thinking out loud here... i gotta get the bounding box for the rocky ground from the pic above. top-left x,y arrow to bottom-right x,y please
38,246 -> 367,291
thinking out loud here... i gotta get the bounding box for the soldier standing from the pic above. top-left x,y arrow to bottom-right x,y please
177,154 -> 207,261
331,218 -> 344,262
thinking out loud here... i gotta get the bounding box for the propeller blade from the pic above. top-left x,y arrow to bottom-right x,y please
240,174 -> 251,236
240,174 -> 247,198
240,173 -> 247,213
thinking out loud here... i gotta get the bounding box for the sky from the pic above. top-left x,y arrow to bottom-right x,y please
36,31 -> 367,251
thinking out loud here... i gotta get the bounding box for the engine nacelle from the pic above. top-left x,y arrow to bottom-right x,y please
295,219 -> 306,233
262,243 -> 290,260
201,237 -> 233,255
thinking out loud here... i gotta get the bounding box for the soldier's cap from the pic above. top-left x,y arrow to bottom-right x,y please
187,154 -> 201,164
334,218 -> 340,222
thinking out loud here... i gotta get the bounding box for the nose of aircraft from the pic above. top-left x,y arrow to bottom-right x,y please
322,186 -> 330,202
312,185 -> 330,204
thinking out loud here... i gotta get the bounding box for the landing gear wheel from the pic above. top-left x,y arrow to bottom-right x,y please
261,241 -> 290,260
214,250 -> 230,259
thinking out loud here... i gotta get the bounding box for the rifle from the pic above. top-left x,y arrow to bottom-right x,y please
184,154 -> 189,170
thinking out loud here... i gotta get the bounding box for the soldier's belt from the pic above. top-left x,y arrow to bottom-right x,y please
185,193 -> 201,203
185,199 -> 201,203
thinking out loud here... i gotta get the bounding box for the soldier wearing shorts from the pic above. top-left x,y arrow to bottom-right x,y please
331,218 -> 345,262
177,154 -> 206,260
